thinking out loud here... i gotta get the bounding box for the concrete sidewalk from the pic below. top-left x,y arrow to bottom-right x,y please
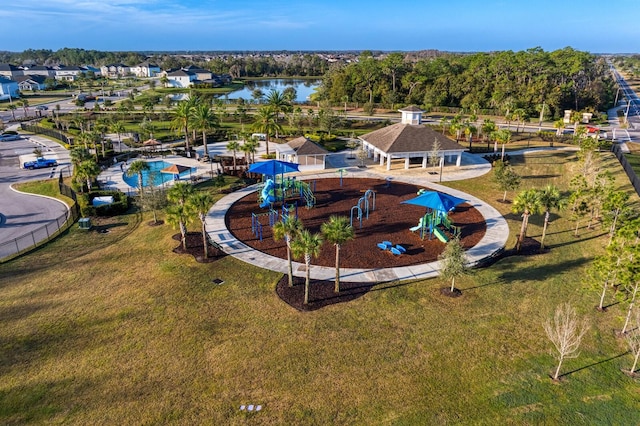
206,150 -> 509,283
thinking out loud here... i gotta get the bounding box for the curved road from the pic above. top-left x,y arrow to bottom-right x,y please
0,131 -> 71,259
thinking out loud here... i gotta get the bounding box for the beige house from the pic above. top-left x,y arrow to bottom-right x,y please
359,106 -> 466,171
275,137 -> 328,171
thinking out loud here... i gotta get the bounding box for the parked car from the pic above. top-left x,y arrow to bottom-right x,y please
23,157 -> 58,170
0,133 -> 21,141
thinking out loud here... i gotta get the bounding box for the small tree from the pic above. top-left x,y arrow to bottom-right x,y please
537,185 -> 566,249
189,192 -> 214,259
273,217 -> 304,287
137,186 -> 168,225
543,303 -> 589,380
291,229 -> 323,305
492,160 -> 521,202
321,215 -> 355,293
512,189 -> 541,252
429,137 -> 442,169
126,160 -> 151,195
165,203 -> 195,251
625,310 -> 640,375
438,237 -> 468,294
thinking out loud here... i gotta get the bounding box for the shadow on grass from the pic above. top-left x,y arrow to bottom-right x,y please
559,352 -> 629,379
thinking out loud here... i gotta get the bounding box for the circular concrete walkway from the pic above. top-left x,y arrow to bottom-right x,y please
205,152 -> 509,283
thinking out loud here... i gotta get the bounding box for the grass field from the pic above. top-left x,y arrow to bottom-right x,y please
1,150 -> 640,424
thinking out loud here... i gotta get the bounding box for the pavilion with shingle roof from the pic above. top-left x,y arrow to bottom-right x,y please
359,106 -> 466,170
275,136 -> 329,171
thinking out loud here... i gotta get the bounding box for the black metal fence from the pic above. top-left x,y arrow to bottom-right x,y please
20,123 -> 74,145
0,182 -> 80,262
612,144 -> 640,197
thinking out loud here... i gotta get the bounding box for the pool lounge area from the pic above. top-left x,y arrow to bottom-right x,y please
121,160 -> 197,188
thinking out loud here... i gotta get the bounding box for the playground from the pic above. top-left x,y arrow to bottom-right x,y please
225,177 -> 487,269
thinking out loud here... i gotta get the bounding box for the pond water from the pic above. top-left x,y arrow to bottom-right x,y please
225,79 -> 320,103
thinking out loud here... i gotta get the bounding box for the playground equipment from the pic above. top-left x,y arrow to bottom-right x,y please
259,179 -> 276,208
350,206 -> 363,229
281,202 -> 298,222
251,210 -> 278,241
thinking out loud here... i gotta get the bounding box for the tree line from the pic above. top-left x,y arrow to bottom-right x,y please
319,47 -> 616,119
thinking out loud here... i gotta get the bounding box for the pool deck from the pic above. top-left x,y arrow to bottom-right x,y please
206,150 -> 511,284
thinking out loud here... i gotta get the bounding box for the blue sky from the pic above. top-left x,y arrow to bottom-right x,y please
1,0 -> 638,53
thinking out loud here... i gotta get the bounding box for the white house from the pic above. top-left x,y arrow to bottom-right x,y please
15,75 -> 47,91
166,70 -> 196,88
100,64 -> 130,78
0,76 -> 20,101
130,62 -> 161,77
55,66 -> 86,81
0,63 -> 23,79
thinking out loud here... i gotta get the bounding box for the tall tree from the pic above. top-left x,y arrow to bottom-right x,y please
74,159 -> 100,192
126,160 -> 151,194
273,217 -> 304,287
512,189 -> 541,252
251,105 -> 281,156
190,103 -> 218,159
537,185 -> 566,249
493,160 -> 521,202
291,229 -> 323,305
166,203 -> 195,251
171,98 -> 198,154
110,121 -> 126,153
189,192 -> 214,259
321,215 -> 355,293
226,140 -> 240,173
167,181 -> 195,206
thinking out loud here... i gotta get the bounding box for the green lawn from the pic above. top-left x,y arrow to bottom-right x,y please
1,151 -> 639,424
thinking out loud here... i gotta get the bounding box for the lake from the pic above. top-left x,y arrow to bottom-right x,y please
225,79 -> 320,103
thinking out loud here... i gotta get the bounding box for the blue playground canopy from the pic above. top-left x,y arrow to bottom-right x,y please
401,191 -> 467,212
248,160 -> 299,178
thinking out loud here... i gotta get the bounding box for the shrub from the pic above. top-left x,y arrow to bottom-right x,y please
79,190 -> 129,217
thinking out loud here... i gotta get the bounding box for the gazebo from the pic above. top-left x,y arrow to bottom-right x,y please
275,137 -> 329,171
359,106 -> 466,171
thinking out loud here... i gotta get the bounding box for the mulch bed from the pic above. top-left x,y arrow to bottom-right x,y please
172,232 -> 226,263
225,178 -> 487,269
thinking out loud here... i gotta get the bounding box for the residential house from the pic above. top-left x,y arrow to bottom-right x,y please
55,66 -> 87,82
0,63 -> 24,79
100,64 -> 130,78
15,75 -> 48,91
22,65 -> 55,77
0,76 -> 20,101
166,70 -> 196,88
130,62 -> 161,77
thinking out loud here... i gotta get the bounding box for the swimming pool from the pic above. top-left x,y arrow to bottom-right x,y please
122,160 -> 196,188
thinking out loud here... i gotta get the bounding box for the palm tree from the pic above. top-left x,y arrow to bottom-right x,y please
171,98 -> 198,153
291,229 -> 323,305
273,217 -> 304,287
252,105 -> 282,156
190,103 -> 218,159
18,99 -> 29,116
553,119 -> 565,136
74,159 -> 101,192
70,147 -> 92,167
537,185 -> 566,249
7,104 -> 16,120
512,108 -> 527,133
493,129 -> 512,160
167,181 -> 195,206
110,121 -> 126,153
512,189 -> 541,252
126,160 -> 150,194
482,119 -> 497,150
243,137 -> 259,163
160,75 -> 169,88
226,140 -> 240,173
189,192 -> 214,259
265,89 -> 291,126
321,215 -> 355,293
166,203 -> 195,251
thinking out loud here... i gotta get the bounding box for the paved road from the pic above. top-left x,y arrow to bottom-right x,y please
0,132 -> 71,256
